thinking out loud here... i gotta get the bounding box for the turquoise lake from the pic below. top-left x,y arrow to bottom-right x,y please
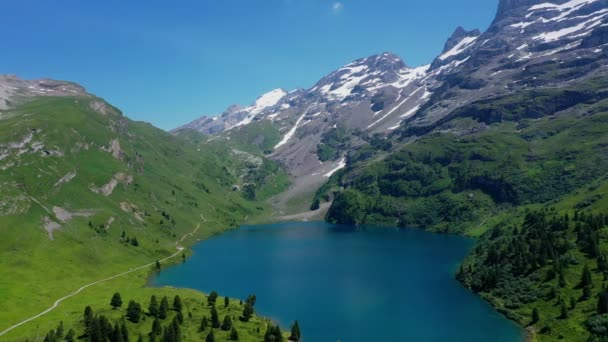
152,221 -> 524,342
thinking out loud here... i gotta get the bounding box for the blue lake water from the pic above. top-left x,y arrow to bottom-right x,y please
152,221 -> 524,342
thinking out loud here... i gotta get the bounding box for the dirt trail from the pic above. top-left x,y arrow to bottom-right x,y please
0,221 -> 202,337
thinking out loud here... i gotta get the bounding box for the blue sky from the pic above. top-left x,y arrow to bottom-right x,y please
2,0 -> 498,130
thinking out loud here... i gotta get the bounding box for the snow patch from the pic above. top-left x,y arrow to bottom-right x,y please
324,158 -> 346,178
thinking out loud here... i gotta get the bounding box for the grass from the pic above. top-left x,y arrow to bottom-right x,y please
0,96 -> 290,341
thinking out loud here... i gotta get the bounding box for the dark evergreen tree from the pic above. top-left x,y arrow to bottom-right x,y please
111,293 -> 123,310
199,316 -> 209,332
241,303 -> 254,322
221,315 -> 232,331
583,285 -> 593,300
207,291 -> 218,306
531,308 -> 540,324
126,300 -> 143,323
149,295 -> 159,317
173,295 -> 183,312
205,329 -> 215,342
224,296 -> 230,308
155,260 -> 161,272
229,327 -> 239,341
159,296 -> 170,319
121,321 -> 129,342
559,301 -> 568,319
290,320 -> 301,341
112,323 -> 125,342
152,317 -> 162,336
580,265 -> 593,288
65,329 -> 75,342
176,311 -> 184,324
211,306 -> 220,328
598,290 -> 608,314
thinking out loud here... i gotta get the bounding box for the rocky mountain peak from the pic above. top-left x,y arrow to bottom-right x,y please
442,27 -> 482,53
495,0 -> 543,20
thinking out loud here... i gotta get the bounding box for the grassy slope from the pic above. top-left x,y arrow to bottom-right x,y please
0,97 -> 289,341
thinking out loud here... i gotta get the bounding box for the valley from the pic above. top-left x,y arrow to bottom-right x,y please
2,0 -> 608,341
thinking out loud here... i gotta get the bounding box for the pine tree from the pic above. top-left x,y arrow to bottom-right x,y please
211,306 -> 220,328
290,320 -> 301,341
598,291 -> 608,314
560,301 -> 568,319
155,260 -> 161,272
205,329 -> 215,342
126,300 -> 143,323
173,295 -> 183,312
558,272 -> 566,288
149,295 -> 159,317
113,323 -> 125,342
159,296 -> 170,319
65,329 -> 75,342
580,265 -> 593,288
583,285 -> 593,300
531,308 -> 539,324
229,327 -> 239,341
199,316 -> 208,332
221,315 -> 232,331
224,296 -> 230,308
152,317 -> 162,336
111,293 -> 123,310
207,291 -> 218,306
84,306 -> 95,328
241,303 -> 254,322
121,321 -> 129,342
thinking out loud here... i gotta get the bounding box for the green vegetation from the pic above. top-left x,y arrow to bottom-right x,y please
320,78 -> 608,341
323,80 -> 608,234
39,290 -> 287,342
316,126 -> 350,162
0,96 -> 290,341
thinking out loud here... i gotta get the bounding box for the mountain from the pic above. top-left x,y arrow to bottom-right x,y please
174,0 -> 608,340
175,0 -> 608,218
0,75 -> 289,340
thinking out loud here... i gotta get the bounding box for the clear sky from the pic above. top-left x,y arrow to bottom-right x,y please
2,0 -> 498,130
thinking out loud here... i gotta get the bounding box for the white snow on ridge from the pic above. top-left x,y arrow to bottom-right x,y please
529,0 -> 598,13
324,158 -> 346,178
533,14 -> 606,42
438,36 -> 478,61
274,106 -> 313,149
247,89 -> 287,115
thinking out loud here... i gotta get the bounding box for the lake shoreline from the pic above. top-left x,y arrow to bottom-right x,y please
147,221 -> 525,341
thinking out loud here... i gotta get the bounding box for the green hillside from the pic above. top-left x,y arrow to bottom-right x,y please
0,96 -> 289,341
320,78 -> 608,341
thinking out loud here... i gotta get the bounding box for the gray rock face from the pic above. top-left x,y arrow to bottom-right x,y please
0,75 -> 89,110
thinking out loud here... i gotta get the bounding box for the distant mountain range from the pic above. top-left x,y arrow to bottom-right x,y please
174,0 -> 608,213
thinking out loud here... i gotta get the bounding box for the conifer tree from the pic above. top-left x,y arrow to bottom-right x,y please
207,291 -> 218,306
199,316 -> 208,332
152,317 -> 162,336
159,296 -> 170,319
221,315 -> 232,331
205,329 -> 215,342
531,308 -> 540,324
211,306 -> 220,328
126,300 -> 143,323
111,293 -> 123,309
224,296 -> 230,308
290,320 -> 301,341
598,291 -> 608,314
173,295 -> 183,312
580,265 -> 593,288
149,295 -> 159,317
230,327 -> 239,341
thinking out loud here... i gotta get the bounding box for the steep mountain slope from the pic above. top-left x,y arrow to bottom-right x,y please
176,0 -> 608,218
0,76 -> 287,340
